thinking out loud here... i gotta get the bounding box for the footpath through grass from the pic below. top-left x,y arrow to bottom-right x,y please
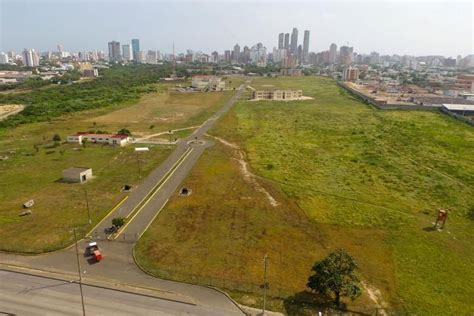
136,76 -> 474,315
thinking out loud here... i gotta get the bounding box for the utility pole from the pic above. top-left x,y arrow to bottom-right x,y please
262,254 -> 269,315
73,228 -> 86,316
83,189 -> 91,224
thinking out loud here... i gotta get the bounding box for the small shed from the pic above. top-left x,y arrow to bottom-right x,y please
62,167 -> 93,183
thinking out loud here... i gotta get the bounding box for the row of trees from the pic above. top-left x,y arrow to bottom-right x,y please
0,64 -> 172,128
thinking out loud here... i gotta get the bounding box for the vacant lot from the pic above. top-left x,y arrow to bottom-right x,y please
89,89 -> 234,136
136,76 -> 474,314
0,84 -> 234,253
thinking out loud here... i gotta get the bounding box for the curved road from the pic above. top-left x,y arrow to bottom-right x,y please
0,83 -> 249,315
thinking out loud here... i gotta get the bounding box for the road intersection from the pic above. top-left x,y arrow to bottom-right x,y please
0,83 -> 250,315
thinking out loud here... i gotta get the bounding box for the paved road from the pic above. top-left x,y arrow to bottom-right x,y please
0,83 -> 249,315
0,270 -> 239,316
92,83 -> 247,240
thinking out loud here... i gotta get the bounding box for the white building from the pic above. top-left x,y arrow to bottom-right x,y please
191,76 -> 225,90
67,133 -> 130,146
22,49 -> 40,67
62,167 -> 93,183
272,48 -> 287,64
146,50 -> 158,64
250,43 -> 267,66
0,52 -> 9,64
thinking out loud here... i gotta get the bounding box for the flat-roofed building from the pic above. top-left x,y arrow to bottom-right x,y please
252,89 -> 303,101
442,103 -> 474,115
455,75 -> 474,93
191,75 -> 225,90
67,133 -> 130,146
342,67 -> 359,81
62,167 -> 93,183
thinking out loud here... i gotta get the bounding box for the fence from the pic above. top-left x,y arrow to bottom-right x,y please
133,264 -> 408,315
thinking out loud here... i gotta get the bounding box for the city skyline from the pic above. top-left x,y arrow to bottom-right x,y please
1,1 -> 472,57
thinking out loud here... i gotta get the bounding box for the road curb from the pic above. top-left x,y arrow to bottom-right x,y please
0,263 -> 197,306
132,246 -> 249,315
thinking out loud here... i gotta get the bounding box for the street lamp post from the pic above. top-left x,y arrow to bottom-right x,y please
73,228 -> 86,316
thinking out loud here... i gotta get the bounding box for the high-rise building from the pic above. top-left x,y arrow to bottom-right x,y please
302,30 -> 310,63
329,43 -> 337,63
22,49 -> 39,67
342,66 -> 359,81
233,44 -> 241,63
250,43 -> 266,66
369,51 -> 380,64
146,50 -> 158,64
339,46 -> 353,65
131,39 -> 140,61
224,50 -> 231,63
108,41 -> 121,62
122,44 -> 132,61
284,33 -> 290,50
290,28 -> 298,54
0,52 -> 9,64
278,33 -> 284,49
297,45 -> 303,63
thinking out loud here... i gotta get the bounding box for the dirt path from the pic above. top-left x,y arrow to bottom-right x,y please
0,104 -> 24,121
361,281 -> 388,315
136,125 -> 201,140
206,134 -> 279,207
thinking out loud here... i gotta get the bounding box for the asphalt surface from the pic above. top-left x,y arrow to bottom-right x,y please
0,270 -> 240,316
0,83 -> 249,316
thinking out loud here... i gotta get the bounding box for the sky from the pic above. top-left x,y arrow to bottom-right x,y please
0,0 -> 473,57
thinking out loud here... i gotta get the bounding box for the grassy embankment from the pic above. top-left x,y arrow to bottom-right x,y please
135,76 -> 474,315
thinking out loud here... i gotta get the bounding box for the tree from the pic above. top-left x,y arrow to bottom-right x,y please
307,249 -> 361,306
52,134 -> 61,142
112,217 -> 125,228
117,128 -> 131,136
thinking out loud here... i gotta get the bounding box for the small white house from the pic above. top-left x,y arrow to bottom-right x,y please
62,167 -> 93,183
67,133 -> 130,146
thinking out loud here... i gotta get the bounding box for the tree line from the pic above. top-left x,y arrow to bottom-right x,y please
0,64 -> 172,128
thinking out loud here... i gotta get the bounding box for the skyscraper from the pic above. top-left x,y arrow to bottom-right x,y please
0,52 -> 9,64
131,39 -> 140,61
297,45 -> 303,63
284,33 -> 290,50
122,44 -> 132,61
108,41 -> 121,61
303,30 -> 310,63
339,46 -> 353,65
329,43 -> 337,63
233,44 -> 241,63
290,28 -> 298,54
278,33 -> 284,49
22,49 -> 39,67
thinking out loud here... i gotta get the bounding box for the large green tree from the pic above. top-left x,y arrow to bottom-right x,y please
307,249 -> 362,305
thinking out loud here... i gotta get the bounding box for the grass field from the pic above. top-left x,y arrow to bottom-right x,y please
135,76 -> 474,314
88,89 -> 235,136
0,83 -> 235,253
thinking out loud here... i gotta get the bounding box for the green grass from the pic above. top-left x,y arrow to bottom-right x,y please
136,76 -> 474,314
0,81 -> 235,252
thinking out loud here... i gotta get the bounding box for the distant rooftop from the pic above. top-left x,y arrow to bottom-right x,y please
442,104 -> 474,111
